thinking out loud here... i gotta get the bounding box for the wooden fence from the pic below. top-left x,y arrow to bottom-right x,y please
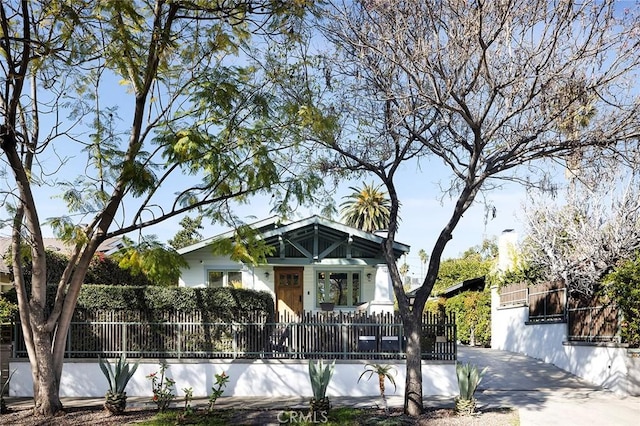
567,295 -> 619,342
13,310 -> 456,361
499,281 -> 619,342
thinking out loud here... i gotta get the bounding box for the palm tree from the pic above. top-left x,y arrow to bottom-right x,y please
418,249 -> 429,281
358,364 -> 398,416
340,182 -> 392,232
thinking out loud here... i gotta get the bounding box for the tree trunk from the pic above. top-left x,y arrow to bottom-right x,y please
403,315 -> 423,416
469,325 -> 476,347
30,321 -> 62,416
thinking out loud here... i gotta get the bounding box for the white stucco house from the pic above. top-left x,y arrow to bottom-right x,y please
177,215 -> 410,316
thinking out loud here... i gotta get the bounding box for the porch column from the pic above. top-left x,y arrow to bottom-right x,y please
367,264 -> 395,314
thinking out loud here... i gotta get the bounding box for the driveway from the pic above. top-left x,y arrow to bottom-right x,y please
458,346 -> 640,426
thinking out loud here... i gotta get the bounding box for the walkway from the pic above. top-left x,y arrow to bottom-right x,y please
458,346 -> 640,426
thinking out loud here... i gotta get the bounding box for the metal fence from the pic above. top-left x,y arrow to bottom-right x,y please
13,310 -> 456,361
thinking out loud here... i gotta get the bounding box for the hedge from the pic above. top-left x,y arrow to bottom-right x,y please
79,285 -> 273,316
5,285 -> 275,323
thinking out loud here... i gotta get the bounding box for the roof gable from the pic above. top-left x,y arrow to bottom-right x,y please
178,215 -> 410,264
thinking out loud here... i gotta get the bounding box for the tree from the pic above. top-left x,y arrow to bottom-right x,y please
434,244 -> 495,295
427,244 -> 495,346
0,0 -> 324,417
603,255 -> 640,347
297,0 -> 640,415
111,236 -> 187,286
418,249 -> 428,281
339,181 -> 391,232
521,163 -> 640,296
168,216 -> 204,250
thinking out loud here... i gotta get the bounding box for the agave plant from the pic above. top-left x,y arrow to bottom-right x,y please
98,355 -> 140,414
308,359 -> 335,416
358,364 -> 397,416
455,362 -> 488,415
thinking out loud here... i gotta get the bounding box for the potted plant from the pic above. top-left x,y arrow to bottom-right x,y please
319,301 -> 335,312
98,355 -> 140,414
308,359 -> 335,417
455,362 -> 488,415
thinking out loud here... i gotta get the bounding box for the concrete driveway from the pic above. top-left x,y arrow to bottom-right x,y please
458,346 -> 640,426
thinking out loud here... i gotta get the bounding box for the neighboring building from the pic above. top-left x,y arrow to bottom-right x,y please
0,238 -> 74,293
0,236 -> 125,293
177,215 -> 410,316
438,276 -> 486,298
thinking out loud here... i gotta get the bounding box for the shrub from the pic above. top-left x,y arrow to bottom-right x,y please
86,252 -> 152,286
426,290 -> 491,346
0,296 -> 18,324
603,256 -> 640,347
75,285 -> 274,319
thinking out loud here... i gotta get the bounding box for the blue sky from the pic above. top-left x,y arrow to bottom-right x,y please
151,160 -> 532,282
1,93 -> 532,282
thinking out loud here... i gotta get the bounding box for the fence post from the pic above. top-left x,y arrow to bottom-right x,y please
12,322 -> 17,358
122,322 -> 127,358
177,323 -> 182,360
232,323 -> 237,359
66,324 -> 71,358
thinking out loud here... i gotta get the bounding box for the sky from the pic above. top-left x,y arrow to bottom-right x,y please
0,75 -> 533,282
3,2 -> 593,281
147,158 -> 532,283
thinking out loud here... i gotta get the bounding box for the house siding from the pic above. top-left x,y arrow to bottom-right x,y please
179,250 -> 379,312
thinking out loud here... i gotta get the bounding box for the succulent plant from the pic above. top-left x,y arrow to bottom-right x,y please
308,359 -> 335,416
98,355 -> 140,414
455,362 -> 488,415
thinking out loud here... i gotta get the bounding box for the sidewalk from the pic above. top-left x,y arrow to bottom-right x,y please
459,346 -> 640,426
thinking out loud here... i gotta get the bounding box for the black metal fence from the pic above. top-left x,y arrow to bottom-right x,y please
13,310 -> 456,361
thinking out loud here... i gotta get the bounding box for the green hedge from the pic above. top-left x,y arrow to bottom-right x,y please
76,285 -> 274,317
5,285 -> 275,323
426,289 -> 491,347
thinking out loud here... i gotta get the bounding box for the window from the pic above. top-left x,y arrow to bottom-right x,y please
207,270 -> 242,288
316,271 -> 361,307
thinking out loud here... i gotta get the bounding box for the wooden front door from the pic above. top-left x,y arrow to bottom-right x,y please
275,267 -> 304,317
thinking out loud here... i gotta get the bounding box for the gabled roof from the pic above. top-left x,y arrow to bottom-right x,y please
439,277 -> 486,298
178,215 -> 410,264
0,236 -> 125,274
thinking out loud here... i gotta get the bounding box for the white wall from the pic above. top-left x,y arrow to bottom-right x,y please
491,286 -> 640,396
178,252 -> 381,313
9,359 -> 457,398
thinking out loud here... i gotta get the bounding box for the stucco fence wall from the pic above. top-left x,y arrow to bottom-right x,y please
9,359 -> 457,399
490,286 -> 640,396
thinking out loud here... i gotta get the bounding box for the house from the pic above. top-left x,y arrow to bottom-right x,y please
177,215 -> 410,316
438,276 -> 486,298
0,236 -> 126,293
